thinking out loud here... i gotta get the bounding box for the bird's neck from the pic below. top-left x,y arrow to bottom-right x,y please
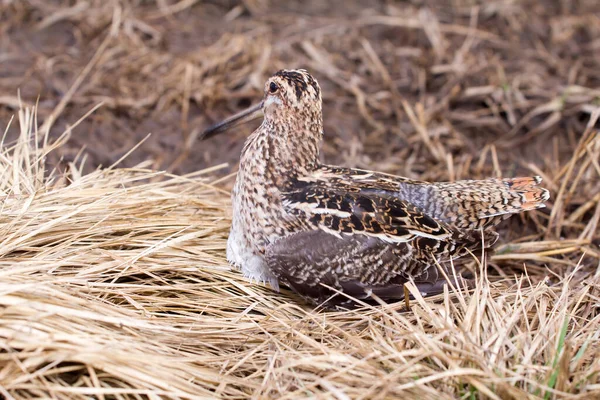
240,115 -> 322,184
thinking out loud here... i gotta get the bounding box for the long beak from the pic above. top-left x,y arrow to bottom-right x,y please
201,101 -> 264,140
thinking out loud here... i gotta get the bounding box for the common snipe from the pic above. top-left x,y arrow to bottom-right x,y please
203,69 -> 550,307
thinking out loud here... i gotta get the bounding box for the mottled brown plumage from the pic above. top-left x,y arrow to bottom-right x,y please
203,69 -> 550,307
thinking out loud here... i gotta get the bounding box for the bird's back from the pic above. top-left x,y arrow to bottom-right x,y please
281,165 -> 550,261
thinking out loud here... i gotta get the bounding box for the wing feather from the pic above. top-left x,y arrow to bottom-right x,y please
282,178 -> 451,246
282,166 -> 508,260
301,165 -> 549,230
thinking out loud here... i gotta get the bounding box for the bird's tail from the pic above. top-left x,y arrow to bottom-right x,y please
502,176 -> 551,211
418,176 -> 550,229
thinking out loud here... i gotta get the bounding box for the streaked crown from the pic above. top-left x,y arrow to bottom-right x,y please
263,69 -> 322,112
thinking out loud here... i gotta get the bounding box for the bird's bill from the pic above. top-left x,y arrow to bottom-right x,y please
202,101 -> 264,139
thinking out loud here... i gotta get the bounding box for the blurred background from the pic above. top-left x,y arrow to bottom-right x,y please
1,0 -> 599,183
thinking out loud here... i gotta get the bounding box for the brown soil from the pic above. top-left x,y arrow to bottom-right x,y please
2,1 -> 598,179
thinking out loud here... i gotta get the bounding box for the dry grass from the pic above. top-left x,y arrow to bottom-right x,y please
1,1 -> 600,399
0,102 -> 598,399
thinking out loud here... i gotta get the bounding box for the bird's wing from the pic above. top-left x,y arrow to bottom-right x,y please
266,229 -> 471,308
306,165 -> 550,230
281,174 -> 456,258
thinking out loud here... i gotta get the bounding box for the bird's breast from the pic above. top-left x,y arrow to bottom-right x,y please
231,158 -> 296,256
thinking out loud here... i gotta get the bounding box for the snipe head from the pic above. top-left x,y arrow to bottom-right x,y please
204,69 -> 323,141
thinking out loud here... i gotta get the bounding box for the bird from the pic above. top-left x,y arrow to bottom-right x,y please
202,69 -> 550,308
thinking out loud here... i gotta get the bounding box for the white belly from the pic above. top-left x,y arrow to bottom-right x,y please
227,215 -> 279,291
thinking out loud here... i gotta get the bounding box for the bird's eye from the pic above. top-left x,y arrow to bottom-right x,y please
269,82 -> 279,93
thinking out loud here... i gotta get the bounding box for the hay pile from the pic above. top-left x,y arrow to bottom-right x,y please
0,106 -> 599,398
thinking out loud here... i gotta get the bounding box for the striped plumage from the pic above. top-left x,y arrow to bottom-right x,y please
204,69 -> 550,307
